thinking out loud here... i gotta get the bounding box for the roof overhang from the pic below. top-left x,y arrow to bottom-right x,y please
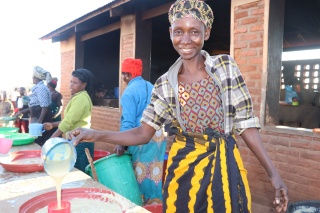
40,0 -> 129,42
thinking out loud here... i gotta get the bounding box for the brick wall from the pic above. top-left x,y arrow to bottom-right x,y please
237,130 -> 320,212
91,106 -> 121,152
233,0 -> 320,212
233,1 -> 264,115
60,50 -> 74,103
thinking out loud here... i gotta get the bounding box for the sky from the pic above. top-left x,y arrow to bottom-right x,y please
0,0 -> 112,91
282,49 -> 320,61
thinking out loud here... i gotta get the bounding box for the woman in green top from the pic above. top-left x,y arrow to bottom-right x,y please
44,68 -> 95,172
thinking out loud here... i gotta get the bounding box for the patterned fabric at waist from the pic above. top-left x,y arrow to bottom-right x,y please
168,120 -> 229,152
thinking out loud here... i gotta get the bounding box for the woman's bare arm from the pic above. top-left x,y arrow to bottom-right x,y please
70,122 -> 156,146
241,128 -> 288,212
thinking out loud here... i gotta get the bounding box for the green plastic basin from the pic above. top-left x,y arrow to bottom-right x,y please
3,133 -> 35,146
0,127 -> 19,134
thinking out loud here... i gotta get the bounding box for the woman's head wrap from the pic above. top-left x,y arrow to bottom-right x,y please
121,58 -> 143,78
48,77 -> 58,89
72,68 -> 95,98
33,66 -> 52,84
168,0 -> 214,29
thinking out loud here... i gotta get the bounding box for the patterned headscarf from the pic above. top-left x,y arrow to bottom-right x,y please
33,66 -> 52,84
121,58 -> 143,78
168,0 -> 214,29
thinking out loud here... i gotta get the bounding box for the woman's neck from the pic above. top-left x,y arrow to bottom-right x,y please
178,55 -> 207,83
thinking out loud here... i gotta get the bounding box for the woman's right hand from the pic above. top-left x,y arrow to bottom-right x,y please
43,123 -> 53,131
270,174 -> 289,212
113,145 -> 125,156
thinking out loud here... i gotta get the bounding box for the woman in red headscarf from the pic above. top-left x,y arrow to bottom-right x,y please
114,58 -> 167,205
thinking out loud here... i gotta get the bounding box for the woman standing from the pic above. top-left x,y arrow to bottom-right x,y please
47,77 -> 63,122
70,0 -> 288,212
16,87 -> 30,115
44,68 -> 94,173
15,87 -> 30,132
114,58 -> 167,205
16,66 -> 54,146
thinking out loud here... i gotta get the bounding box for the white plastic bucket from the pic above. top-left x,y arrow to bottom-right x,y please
29,123 -> 44,137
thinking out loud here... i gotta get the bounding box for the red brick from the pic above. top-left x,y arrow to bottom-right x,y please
241,17 -> 258,25
290,140 -> 311,149
239,65 -> 257,72
249,57 -> 263,64
251,8 -> 264,15
251,24 -> 264,32
234,27 -> 248,34
249,41 -> 263,48
241,50 -> 258,56
239,2 -> 259,10
241,34 -> 257,41
234,42 -> 248,49
235,11 -> 248,20
300,151 -> 320,161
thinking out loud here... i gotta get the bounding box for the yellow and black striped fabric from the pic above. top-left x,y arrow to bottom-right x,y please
163,124 -> 251,213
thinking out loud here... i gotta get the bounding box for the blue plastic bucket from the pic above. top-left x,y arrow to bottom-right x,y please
28,123 -> 44,137
85,153 -> 142,205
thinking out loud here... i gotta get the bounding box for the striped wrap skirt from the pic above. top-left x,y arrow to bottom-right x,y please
162,126 -> 251,213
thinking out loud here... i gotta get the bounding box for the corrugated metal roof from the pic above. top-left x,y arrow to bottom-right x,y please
40,0 -> 129,41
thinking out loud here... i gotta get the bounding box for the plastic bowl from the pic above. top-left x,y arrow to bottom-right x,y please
93,150 -> 110,161
0,138 -> 13,154
144,204 -> 163,213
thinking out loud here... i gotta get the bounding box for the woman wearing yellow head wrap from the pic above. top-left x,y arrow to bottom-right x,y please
70,0 -> 288,212
16,66 -> 54,146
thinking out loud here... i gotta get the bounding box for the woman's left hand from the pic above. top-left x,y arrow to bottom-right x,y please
271,175 -> 289,212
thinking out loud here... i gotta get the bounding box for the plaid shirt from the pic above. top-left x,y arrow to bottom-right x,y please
29,81 -> 51,108
142,50 -> 260,135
